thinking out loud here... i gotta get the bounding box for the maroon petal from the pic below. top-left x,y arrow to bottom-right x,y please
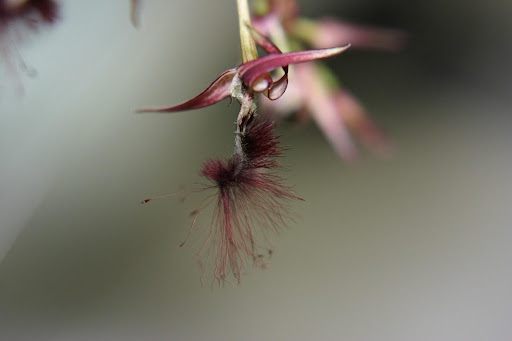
264,75 -> 287,100
251,73 -> 273,93
237,45 -> 350,94
137,68 -> 236,113
249,27 -> 289,100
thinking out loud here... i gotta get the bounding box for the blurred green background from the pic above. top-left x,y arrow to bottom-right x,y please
0,0 -> 511,340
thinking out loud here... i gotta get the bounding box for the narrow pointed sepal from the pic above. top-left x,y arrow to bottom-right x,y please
249,24 -> 283,55
137,69 -> 237,113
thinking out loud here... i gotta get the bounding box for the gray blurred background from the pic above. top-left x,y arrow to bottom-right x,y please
0,0 -> 511,340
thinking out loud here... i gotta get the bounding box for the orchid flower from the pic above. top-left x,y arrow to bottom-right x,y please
137,34 -> 349,114
140,0 -> 350,285
252,0 -> 405,160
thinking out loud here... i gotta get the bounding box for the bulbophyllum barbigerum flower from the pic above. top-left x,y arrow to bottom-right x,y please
0,0 -> 59,92
137,34 -> 349,115
252,0 -> 406,160
139,0 -> 350,285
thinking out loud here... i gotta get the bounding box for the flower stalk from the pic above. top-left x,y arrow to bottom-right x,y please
235,0 -> 259,158
237,0 -> 258,63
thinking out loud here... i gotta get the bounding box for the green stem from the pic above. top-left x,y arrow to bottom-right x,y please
237,0 -> 258,63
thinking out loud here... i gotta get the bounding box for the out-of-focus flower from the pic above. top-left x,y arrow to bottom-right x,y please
0,0 -> 59,92
293,17 -> 407,52
140,0 -> 349,284
130,0 -> 141,28
253,0 -> 405,160
0,0 -> 58,22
